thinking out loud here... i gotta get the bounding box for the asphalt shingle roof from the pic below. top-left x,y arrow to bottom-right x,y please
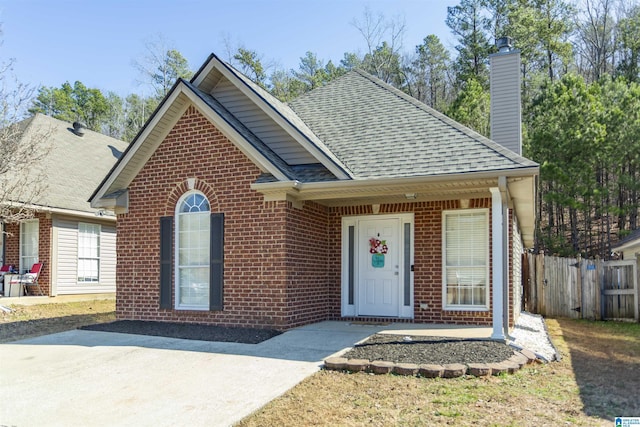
7,114 -> 129,213
288,70 -> 537,179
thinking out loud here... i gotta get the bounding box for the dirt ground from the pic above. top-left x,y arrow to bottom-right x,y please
0,299 -> 115,343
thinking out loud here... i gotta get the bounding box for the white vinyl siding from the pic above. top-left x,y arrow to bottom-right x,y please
20,219 -> 39,273
490,50 -> 522,155
443,209 -> 489,310
54,217 -> 116,294
512,214 -> 523,321
211,77 -> 318,165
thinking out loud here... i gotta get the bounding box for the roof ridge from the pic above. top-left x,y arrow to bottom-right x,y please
352,69 -> 537,168
286,70 -> 358,105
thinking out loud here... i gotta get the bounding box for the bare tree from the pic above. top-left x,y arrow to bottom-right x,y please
351,7 -> 407,85
0,30 -> 51,223
133,34 -> 193,99
574,0 -> 619,82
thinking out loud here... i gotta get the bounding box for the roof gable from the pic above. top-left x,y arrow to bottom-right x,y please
192,54 -> 351,178
289,70 -> 537,179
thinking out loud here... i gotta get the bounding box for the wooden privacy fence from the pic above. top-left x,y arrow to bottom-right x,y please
523,254 -> 639,321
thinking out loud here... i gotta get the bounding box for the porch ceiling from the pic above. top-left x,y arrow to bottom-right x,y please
251,170 -> 537,248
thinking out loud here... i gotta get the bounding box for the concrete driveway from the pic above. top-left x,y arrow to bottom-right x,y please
0,321 -> 386,427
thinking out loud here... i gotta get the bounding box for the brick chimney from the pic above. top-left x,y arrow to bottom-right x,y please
489,36 -> 522,155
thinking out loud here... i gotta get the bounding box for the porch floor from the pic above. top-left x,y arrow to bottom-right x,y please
378,323 -> 493,339
306,320 -> 493,340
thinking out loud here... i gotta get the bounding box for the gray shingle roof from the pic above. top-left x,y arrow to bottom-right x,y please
6,114 -> 128,214
288,70 -> 537,179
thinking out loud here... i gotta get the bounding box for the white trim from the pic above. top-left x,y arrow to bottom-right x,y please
341,213 -> 414,318
19,219 -> 39,273
442,208 -> 490,312
2,201 -> 117,221
174,190 -> 211,311
77,222 -> 101,284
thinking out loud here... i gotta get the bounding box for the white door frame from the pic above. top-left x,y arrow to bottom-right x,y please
341,213 -> 414,318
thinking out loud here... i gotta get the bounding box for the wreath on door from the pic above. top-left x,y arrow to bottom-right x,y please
369,238 -> 388,268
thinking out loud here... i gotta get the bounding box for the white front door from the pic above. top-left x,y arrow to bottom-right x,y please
358,218 -> 401,317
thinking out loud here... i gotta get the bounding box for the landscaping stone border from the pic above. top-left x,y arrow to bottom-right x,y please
323,347 -> 540,378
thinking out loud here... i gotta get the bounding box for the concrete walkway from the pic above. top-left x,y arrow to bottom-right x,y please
0,321 -> 494,427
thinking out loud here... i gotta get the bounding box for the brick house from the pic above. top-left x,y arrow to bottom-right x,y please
1,114 -> 128,297
91,44 -> 537,338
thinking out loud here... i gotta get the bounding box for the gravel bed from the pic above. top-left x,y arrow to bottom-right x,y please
508,311 -> 558,361
342,335 -> 515,365
341,312 -> 557,365
81,320 -> 281,344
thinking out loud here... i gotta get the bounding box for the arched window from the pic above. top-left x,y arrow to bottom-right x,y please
175,192 -> 210,309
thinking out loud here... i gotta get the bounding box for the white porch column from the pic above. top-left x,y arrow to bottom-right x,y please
490,187 -> 505,341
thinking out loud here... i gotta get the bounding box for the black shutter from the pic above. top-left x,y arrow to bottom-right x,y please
210,213 -> 224,311
159,216 -> 173,309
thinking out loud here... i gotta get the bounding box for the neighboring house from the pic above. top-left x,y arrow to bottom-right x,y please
613,229 -> 640,261
0,114 -> 129,297
90,41 -> 538,338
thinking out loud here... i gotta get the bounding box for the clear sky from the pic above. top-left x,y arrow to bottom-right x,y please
0,0 -> 458,97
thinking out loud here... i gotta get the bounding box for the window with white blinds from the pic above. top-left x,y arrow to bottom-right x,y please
78,223 -> 100,282
443,209 -> 489,310
20,219 -> 39,273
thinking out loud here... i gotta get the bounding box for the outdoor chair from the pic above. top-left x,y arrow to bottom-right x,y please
18,262 -> 44,296
0,265 -> 8,295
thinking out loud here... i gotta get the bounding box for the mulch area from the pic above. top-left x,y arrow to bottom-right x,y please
81,321 -> 515,365
81,320 -> 281,344
341,334 -> 515,365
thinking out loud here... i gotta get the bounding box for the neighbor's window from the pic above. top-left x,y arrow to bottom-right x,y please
175,192 -> 210,310
78,223 -> 100,282
0,221 -> 4,265
443,209 -> 489,310
20,219 -> 39,272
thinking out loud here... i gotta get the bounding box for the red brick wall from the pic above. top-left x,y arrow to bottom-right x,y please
116,106 -> 296,329
2,212 -> 52,295
328,199 -> 513,327
284,201 -> 330,327
116,105 -> 517,330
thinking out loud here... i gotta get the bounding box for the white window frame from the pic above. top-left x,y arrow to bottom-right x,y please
20,219 -> 39,273
0,221 -> 4,265
78,222 -> 101,283
175,191 -> 210,311
442,208 -> 490,311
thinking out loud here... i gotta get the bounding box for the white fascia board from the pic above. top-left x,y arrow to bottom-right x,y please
614,239 -> 640,252
252,167 -> 538,195
91,84 -> 190,205
208,57 -> 350,180
3,201 -> 116,221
